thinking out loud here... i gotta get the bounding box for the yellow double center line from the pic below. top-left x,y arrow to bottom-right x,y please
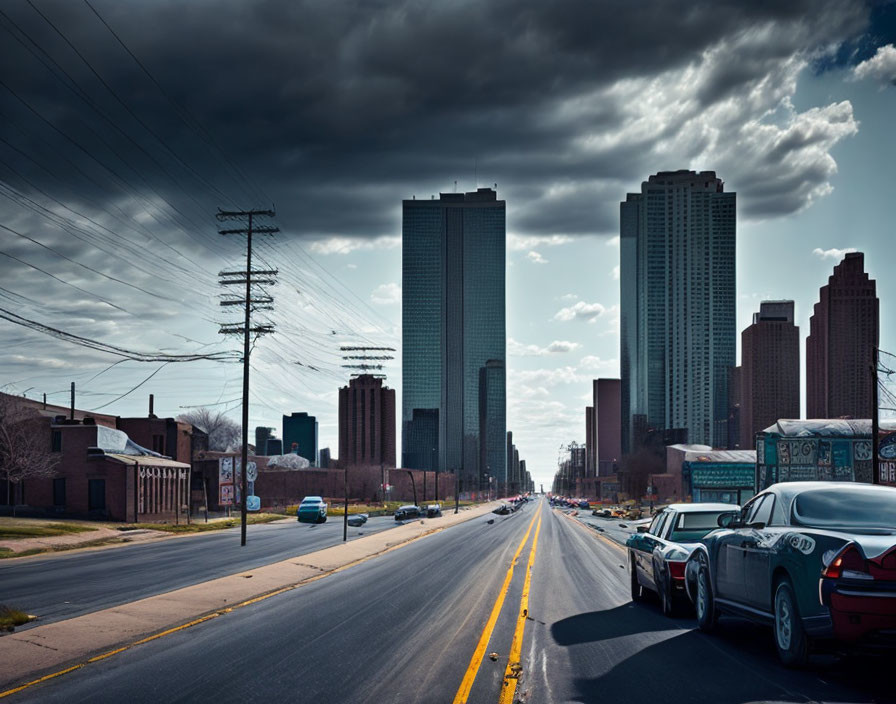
452,508 -> 543,704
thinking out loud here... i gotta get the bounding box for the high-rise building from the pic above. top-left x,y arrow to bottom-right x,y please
594,379 -> 621,476
620,170 -> 736,449
402,408 -> 438,471
479,360 -> 506,489
282,412 -> 318,466
338,374 -> 396,468
727,366 -> 742,450
741,301 -> 800,447
806,253 -> 879,419
585,406 -> 595,476
402,188 -> 506,491
319,447 -> 332,469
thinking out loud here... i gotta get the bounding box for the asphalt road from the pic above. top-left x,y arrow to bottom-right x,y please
8,499 -> 893,703
0,514 -> 400,626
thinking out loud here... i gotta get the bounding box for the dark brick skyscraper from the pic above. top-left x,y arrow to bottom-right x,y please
741,301 -> 800,447
806,253 -> 879,419
338,375 -> 396,468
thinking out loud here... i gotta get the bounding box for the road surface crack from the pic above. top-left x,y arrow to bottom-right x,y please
292,562 -> 328,572
11,637 -> 59,652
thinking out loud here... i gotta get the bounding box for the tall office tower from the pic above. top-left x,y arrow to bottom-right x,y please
594,378 -> 622,476
479,360 -> 506,490
319,448 -> 331,469
338,374 -> 396,468
402,408 -> 438,470
806,253 -> 879,419
282,412 -> 318,465
741,301 -> 800,446
506,431 -> 516,492
620,170 -> 736,450
727,366 -> 742,449
402,188 -> 506,491
585,406 -> 595,476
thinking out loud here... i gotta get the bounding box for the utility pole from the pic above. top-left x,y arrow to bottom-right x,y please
873,345 -> 880,485
217,208 -> 279,546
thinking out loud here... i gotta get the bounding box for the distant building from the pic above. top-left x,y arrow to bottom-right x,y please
664,444 -> 756,505
282,412 -> 318,466
741,301 -> 800,449
806,253 -> 879,419
727,366 -> 742,449
402,188 -> 506,491
255,426 -> 274,455
338,374 -> 396,468
319,447 -> 332,469
506,431 -> 515,492
402,408 -> 438,471
265,438 -> 283,456
479,360 -> 506,490
594,379 -> 621,476
585,406 -> 595,476
621,170 -> 736,450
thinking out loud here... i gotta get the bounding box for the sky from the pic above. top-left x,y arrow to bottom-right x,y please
1,0 -> 895,492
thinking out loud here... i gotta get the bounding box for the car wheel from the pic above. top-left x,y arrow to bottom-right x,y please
695,564 -> 717,632
630,555 -> 643,603
774,579 -> 808,668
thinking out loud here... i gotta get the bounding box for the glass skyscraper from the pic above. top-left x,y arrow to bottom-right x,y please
402,188 -> 506,491
620,170 -> 736,450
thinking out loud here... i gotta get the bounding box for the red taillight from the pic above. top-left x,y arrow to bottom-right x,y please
822,544 -> 868,579
668,561 -> 686,580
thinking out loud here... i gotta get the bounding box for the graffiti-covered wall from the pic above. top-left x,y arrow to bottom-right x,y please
756,434 -> 873,489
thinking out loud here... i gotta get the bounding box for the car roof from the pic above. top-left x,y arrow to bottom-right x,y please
662,503 -> 739,513
301,496 -> 323,502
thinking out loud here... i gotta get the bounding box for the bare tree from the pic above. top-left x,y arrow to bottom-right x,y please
0,395 -> 59,515
177,408 -> 241,451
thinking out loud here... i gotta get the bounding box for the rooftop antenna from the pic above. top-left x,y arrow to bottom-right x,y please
454,180 -> 457,193
474,158 -> 478,189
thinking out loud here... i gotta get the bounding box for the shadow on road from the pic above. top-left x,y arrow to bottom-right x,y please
551,602 -> 691,645
552,605 -> 891,704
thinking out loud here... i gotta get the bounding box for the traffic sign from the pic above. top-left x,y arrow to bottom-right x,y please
246,495 -> 261,512
247,462 -> 258,482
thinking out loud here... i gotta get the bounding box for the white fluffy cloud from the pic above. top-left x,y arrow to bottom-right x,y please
527,250 -> 548,264
370,282 -> 401,305
579,355 -> 617,371
812,247 -> 857,260
311,236 -> 401,255
507,234 -> 573,252
852,44 -> 896,86
508,338 -> 581,356
554,301 -> 610,323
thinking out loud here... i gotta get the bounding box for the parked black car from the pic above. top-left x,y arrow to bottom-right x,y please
394,504 -> 421,521
426,503 -> 442,518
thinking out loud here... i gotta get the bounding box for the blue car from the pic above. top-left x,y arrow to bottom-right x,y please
297,496 -> 328,524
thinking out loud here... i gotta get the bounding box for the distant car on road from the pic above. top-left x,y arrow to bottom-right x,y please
627,503 -> 739,616
297,496 -> 328,524
394,504 -> 421,521
685,482 -> 896,666
426,504 -> 442,518
347,513 -> 368,527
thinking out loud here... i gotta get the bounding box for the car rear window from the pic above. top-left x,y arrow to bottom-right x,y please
792,487 -> 896,531
668,512 -> 727,542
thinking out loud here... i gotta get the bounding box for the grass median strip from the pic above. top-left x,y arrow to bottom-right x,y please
452,510 -> 539,704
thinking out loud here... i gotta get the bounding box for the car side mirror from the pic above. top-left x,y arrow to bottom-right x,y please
717,513 -> 736,529
636,525 -> 649,533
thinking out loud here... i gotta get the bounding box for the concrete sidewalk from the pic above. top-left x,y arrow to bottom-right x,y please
0,501 -> 503,692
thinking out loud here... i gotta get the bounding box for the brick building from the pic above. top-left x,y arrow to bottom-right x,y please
740,301 -> 800,449
337,375 -> 396,468
806,252 -> 879,419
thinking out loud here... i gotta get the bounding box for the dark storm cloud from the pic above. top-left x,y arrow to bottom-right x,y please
0,0 -> 873,253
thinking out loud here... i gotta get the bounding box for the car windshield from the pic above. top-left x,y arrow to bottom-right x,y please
668,512 -> 729,542
792,487 -> 896,532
